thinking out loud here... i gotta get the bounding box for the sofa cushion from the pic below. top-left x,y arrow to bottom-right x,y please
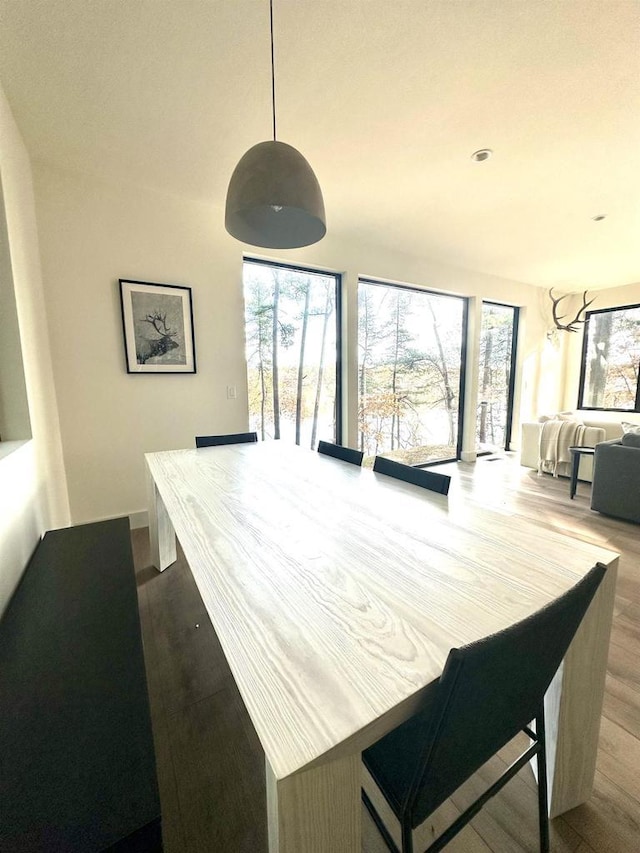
622,421 -> 640,436
555,412 -> 584,423
621,432 -> 640,448
538,412 -> 584,424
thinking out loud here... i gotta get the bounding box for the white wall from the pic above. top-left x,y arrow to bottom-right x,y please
0,83 -> 69,615
34,163 -> 250,525
33,161 -> 558,525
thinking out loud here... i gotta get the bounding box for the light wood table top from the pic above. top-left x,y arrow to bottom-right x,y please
146,442 -> 618,852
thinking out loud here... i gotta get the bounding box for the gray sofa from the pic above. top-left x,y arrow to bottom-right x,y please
591,433 -> 640,523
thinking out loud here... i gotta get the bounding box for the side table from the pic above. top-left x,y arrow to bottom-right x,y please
568,446 -> 596,499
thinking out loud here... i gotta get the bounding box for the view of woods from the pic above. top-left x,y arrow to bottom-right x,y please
243,261 -> 339,446
358,281 -> 465,465
243,265 -> 521,463
476,302 -> 517,452
581,305 -> 640,409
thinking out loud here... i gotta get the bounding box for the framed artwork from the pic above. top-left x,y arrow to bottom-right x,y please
119,279 -> 196,374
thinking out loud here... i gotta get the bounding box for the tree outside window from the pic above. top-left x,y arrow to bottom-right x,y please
358,280 -> 466,466
476,302 -> 518,452
579,305 -> 640,411
243,260 -> 340,446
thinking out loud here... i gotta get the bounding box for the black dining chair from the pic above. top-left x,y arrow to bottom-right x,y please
373,455 -> 451,496
317,440 -> 364,466
195,432 -> 258,448
362,562 -> 607,853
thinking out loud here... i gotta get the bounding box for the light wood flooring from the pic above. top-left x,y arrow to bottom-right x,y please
132,454 -> 640,852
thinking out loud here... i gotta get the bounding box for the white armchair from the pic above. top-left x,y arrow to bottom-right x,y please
520,414 -> 622,482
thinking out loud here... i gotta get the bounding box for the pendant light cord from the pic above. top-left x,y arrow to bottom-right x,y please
270,0 -> 277,141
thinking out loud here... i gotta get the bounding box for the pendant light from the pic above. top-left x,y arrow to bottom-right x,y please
225,0 -> 326,249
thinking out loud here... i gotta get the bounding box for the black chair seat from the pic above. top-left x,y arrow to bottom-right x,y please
364,691 -> 439,814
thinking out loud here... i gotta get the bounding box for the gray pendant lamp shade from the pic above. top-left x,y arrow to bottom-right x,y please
225,0 -> 326,249
225,140 -> 326,249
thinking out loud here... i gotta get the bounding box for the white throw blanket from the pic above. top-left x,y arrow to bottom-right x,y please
538,420 -> 585,477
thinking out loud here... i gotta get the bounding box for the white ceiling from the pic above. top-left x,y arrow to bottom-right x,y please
0,0 -> 639,290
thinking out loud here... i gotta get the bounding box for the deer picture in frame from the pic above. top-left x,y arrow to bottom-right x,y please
138,312 -> 179,364
119,279 -> 196,374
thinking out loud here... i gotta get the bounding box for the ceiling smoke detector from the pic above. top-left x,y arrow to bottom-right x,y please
471,149 -> 493,162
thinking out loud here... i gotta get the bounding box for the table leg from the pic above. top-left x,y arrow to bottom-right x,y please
569,451 -> 580,499
543,558 -> 617,816
266,754 -> 361,853
146,466 -> 176,572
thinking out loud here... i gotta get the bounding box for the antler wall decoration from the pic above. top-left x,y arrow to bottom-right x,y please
548,289 -> 596,333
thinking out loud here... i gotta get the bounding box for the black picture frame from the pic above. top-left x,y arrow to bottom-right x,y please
119,279 -> 196,374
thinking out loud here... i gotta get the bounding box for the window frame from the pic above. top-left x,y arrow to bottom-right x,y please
577,302 -> 640,413
357,277 -> 468,467
478,300 -> 520,451
242,256 -> 343,444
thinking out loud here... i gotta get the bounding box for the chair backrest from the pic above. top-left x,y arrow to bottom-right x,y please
373,455 -> 451,495
317,440 -> 364,466
403,562 -> 606,828
195,432 -> 258,448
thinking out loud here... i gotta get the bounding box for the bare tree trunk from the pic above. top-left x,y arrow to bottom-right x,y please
588,312 -> 612,407
272,272 -> 281,439
258,308 -> 270,441
258,331 -> 267,441
390,295 -> 401,451
259,366 -> 266,439
428,302 -> 456,446
311,284 -> 332,449
478,401 -> 488,445
295,283 -> 311,445
478,325 -> 493,445
358,294 -> 370,453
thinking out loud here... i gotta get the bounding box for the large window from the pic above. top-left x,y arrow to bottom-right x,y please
476,302 -> 519,453
358,279 -> 467,465
0,174 -> 31,449
243,259 -> 341,445
578,304 -> 640,411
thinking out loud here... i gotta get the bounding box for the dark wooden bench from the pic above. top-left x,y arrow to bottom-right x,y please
0,517 -> 161,852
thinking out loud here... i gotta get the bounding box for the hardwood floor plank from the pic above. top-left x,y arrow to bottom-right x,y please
133,530 -> 187,852
609,563 -> 640,607
609,602 -> 640,650
148,709 -> 187,853
597,716 -> 640,804
134,559 -> 164,710
563,770 -> 640,853
167,684 -> 268,853
146,546 -> 234,713
602,674 -> 640,740
606,640 -> 640,694
574,842 -> 599,853
361,802 -> 495,853
363,765 -> 493,853
448,754 -> 582,853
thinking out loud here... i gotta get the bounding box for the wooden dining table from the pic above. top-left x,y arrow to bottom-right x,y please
145,441 -> 618,853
